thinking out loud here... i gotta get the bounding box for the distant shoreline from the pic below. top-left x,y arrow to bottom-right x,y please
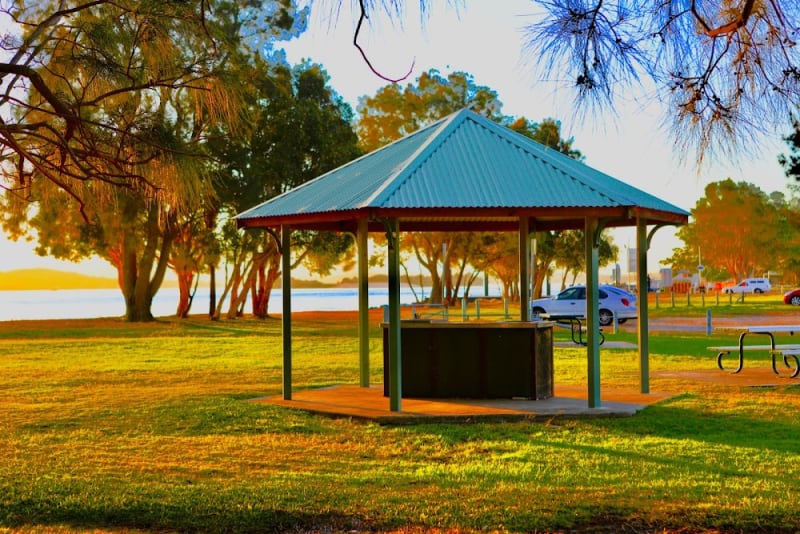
0,268 -> 412,291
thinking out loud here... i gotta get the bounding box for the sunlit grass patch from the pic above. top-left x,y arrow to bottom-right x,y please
1,312 -> 799,532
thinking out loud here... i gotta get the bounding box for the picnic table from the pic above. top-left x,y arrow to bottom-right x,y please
711,324 -> 800,377
539,314 -> 605,346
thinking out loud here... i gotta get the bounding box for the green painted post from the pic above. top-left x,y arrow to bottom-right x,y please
357,219 -> 370,387
585,217 -> 601,408
386,218 -> 402,412
519,217 -> 530,322
281,225 -> 292,401
636,220 -> 649,394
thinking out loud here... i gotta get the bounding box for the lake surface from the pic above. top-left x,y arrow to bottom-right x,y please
0,286 -> 435,321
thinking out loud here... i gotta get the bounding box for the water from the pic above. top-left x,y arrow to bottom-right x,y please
0,286 -> 430,321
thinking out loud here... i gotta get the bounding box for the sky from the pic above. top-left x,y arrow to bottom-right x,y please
0,1 -> 794,279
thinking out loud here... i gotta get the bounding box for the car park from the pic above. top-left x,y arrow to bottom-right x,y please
784,288 -> 800,306
722,278 -> 772,294
530,284 -> 637,326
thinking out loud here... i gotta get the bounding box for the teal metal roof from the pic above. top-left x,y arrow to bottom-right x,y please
236,108 -> 688,231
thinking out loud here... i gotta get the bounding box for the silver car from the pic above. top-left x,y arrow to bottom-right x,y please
531,284 -> 638,326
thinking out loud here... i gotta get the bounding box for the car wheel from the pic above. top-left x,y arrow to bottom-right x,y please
754,288 -> 763,294
532,306 -> 546,316
598,309 -> 613,326
791,296 -> 800,306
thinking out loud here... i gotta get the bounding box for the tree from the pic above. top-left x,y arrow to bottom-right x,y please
667,179 -> 789,282
777,123 -> 800,283
358,69 -> 609,302
358,69 -> 506,304
350,2 -> 800,165
0,0 -> 307,321
210,61 -> 361,318
356,68 -> 504,153
780,118 -> 800,181
0,0 -> 302,203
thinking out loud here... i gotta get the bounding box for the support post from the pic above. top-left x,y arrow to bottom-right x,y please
585,217 -> 601,408
281,225 -> 292,401
384,218 -> 402,412
636,219 -> 650,394
357,219 -> 370,387
519,217 -> 530,322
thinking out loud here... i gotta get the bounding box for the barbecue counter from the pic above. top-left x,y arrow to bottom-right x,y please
382,320 -> 554,400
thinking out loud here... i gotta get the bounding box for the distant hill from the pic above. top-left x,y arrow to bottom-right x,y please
0,268 -> 401,291
0,268 -> 118,290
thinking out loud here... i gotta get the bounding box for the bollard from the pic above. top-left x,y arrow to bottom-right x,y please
461,297 -> 468,321
671,291 -> 675,307
612,311 -> 619,334
475,299 -> 481,319
706,309 -> 712,336
686,291 -> 691,307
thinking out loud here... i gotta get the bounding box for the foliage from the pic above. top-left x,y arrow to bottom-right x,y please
358,69 -> 609,302
0,0 -> 301,202
0,0 -> 308,321
667,179 -> 791,283
358,69 -> 505,303
524,1 -> 800,165
356,68 -> 503,152
780,117 -> 800,181
352,2 -> 800,165
0,313 -> 799,532
209,60 -> 361,318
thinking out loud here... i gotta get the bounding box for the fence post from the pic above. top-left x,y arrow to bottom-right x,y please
612,311 -> 618,334
383,304 -> 389,323
475,299 -> 481,320
706,309 -> 712,336
671,291 -> 675,308
503,298 -> 509,319
686,291 -> 691,307
655,290 -> 659,309
461,298 -> 468,321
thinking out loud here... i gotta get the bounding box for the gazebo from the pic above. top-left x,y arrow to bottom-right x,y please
236,109 -> 689,412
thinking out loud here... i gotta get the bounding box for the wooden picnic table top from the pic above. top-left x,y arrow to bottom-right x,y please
715,324 -> 800,334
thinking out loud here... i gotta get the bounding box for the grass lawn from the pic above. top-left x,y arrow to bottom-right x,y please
0,307 -> 799,533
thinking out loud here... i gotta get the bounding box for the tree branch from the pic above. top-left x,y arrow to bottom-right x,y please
354,0 -> 414,83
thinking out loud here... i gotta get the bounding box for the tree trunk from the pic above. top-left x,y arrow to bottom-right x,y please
176,269 -> 195,318
208,264 -> 216,319
117,206 -> 176,322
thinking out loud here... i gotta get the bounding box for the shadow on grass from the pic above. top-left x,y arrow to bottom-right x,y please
0,497 -> 371,533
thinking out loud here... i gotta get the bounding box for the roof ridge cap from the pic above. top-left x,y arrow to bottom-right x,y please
361,110 -> 466,208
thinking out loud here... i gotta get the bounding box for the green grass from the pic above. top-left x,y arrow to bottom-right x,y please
1,313 -> 799,533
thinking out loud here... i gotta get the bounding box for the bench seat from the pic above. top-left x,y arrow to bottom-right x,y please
708,344 -> 800,353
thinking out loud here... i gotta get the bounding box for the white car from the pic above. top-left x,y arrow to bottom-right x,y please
722,278 -> 771,294
531,284 -> 637,326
